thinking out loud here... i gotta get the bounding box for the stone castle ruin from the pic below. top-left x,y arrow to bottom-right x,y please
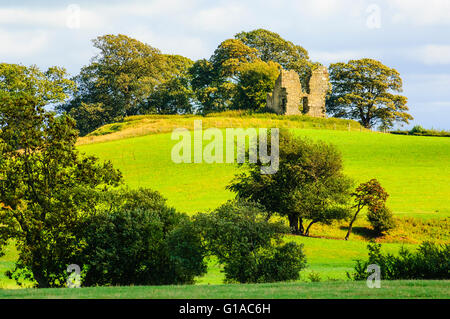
266,66 -> 329,117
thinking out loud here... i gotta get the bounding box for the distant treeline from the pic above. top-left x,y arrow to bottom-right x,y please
390,125 -> 450,137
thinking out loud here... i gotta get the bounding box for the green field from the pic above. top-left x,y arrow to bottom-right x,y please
0,280 -> 448,299
78,127 -> 450,218
1,115 -> 449,295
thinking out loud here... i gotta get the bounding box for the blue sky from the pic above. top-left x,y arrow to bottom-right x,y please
1,0 -> 449,129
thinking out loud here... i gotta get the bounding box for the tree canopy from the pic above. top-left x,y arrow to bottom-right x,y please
0,63 -> 122,287
235,29 -> 313,89
227,130 -> 353,235
60,34 -> 193,134
326,58 -> 413,129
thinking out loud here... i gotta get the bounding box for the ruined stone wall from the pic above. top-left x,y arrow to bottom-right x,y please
304,66 -> 329,118
267,66 -> 329,118
266,69 -> 305,115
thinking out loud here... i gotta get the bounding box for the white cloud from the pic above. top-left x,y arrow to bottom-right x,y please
102,0 -> 197,17
0,29 -> 48,57
388,0 -> 450,25
127,27 -> 211,59
409,45 -> 450,65
190,3 -> 252,32
309,50 -> 368,64
0,6 -> 105,29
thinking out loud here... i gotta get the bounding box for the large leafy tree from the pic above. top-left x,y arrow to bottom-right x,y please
235,29 -> 313,89
60,34 -> 192,134
233,60 -> 280,111
0,63 -> 122,287
227,130 -> 353,235
190,39 -> 258,113
327,58 -> 413,129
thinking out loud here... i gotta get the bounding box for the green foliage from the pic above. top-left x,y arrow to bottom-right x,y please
190,39 -> 258,114
308,271 -> 322,282
60,34 -> 192,134
349,242 -> 450,280
327,58 -> 413,129
194,200 -> 306,283
210,39 -> 258,79
227,130 -> 353,235
233,60 -> 280,111
367,205 -> 395,235
391,125 -> 450,137
0,63 -> 122,287
80,188 -> 207,286
69,102 -> 108,136
145,77 -> 194,114
345,179 -> 389,240
235,29 -> 313,89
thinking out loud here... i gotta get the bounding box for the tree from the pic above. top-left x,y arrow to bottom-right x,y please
80,188 -> 207,286
145,77 -> 194,114
227,130 -> 353,235
194,200 -> 306,283
345,179 -> 388,240
60,34 -> 193,134
235,29 -> 313,89
68,102 -> 108,136
367,204 -> 395,236
327,58 -> 413,129
190,39 -> 258,113
233,60 -> 280,111
0,63 -> 122,287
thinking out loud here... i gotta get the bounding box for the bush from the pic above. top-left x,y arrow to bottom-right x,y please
409,125 -> 427,135
349,241 -> 450,280
80,188 -> 207,286
194,200 -> 307,283
367,205 -> 395,235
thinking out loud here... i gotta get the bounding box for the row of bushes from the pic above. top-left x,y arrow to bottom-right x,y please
390,125 -> 450,137
349,242 -> 450,280
14,189 -> 306,287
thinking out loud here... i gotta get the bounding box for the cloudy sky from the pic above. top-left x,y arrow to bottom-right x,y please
1,0 -> 449,129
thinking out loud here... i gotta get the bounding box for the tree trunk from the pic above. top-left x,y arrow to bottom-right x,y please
298,217 -> 304,234
288,214 -> 299,234
305,220 -> 317,236
32,264 -> 49,288
345,211 -> 360,240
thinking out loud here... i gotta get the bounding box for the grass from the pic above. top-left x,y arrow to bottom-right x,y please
195,236 -> 420,284
1,114 -> 448,294
0,280 -> 448,299
77,127 -> 450,218
77,112 -> 366,146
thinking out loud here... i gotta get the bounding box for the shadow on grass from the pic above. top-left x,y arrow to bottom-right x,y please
339,226 -> 380,240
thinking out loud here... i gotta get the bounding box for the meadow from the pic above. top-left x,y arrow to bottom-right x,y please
1,280 -> 448,299
78,118 -> 450,218
1,114 -> 448,295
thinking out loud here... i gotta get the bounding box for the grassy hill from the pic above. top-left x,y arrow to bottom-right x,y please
1,113 -> 448,291
78,114 -> 450,219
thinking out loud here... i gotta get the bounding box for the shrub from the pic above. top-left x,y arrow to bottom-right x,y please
349,241 -> 450,280
409,125 -> 427,135
367,205 -> 395,235
80,188 -> 207,286
307,271 -> 321,282
194,200 -> 307,283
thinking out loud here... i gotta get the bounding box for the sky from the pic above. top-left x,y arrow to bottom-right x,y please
1,0 -> 449,130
